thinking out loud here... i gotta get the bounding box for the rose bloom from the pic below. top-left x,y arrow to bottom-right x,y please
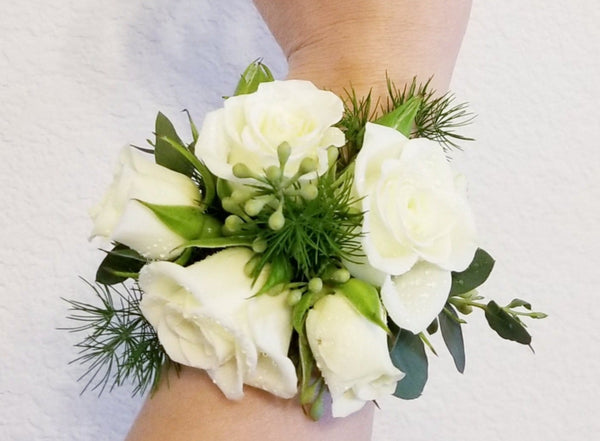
138,247 -> 298,400
306,293 -> 403,417
90,147 -> 201,259
195,80 -> 345,182
351,122 -> 478,333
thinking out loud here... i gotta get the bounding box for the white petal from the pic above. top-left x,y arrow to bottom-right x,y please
381,262 -> 451,333
354,123 -> 408,195
207,357 -> 245,400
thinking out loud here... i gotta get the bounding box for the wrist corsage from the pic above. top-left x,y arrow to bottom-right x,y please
65,60 -> 546,419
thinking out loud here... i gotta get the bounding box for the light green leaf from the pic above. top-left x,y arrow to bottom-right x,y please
375,96 -> 421,137
176,236 -> 254,250
136,201 -> 221,241
450,248 -> 495,296
234,60 -> 274,96
337,278 -> 390,333
256,256 -> 293,295
391,329 -> 428,399
507,298 -> 532,310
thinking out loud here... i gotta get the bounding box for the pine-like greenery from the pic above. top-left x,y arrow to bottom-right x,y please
63,281 -> 172,396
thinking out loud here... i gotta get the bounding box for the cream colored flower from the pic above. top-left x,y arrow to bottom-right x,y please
138,247 -> 297,399
306,293 -> 403,417
90,147 -> 201,259
196,80 -> 345,182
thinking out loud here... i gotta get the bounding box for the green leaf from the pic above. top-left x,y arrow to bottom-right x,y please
375,96 -> 422,137
337,278 -> 390,333
182,109 -> 198,153
507,298 -> 532,310
234,60 -> 274,96
176,235 -> 254,250
485,300 -> 532,345
154,112 -> 194,177
439,304 -> 466,373
391,329 -> 428,399
95,244 -> 146,285
450,248 -> 495,296
292,290 -> 321,335
136,201 -> 221,241
256,256 -> 293,295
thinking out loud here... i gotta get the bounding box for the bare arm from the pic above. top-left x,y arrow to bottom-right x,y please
126,2 -> 471,440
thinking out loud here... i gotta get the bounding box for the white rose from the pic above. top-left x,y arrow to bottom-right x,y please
352,122 -> 478,333
138,247 -> 297,400
90,147 -> 202,259
306,293 -> 403,418
196,80 -> 345,182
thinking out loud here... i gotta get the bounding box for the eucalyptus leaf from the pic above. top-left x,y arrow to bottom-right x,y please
154,112 -> 193,176
391,330 -> 428,399
135,201 -> 221,241
95,244 -> 146,285
450,248 -> 495,296
337,278 -> 390,333
439,304 -> 466,373
485,300 -> 532,345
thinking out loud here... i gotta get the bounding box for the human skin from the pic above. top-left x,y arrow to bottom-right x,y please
125,2 -> 471,440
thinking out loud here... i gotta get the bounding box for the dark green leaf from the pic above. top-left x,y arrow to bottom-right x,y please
154,112 -> 194,176
450,248 -> 495,296
439,304 -> 466,373
426,318 -> 439,335
485,300 -> 532,345
95,244 -> 146,285
337,278 -> 390,333
391,330 -> 428,399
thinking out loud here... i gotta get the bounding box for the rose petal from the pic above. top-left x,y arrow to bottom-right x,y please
381,262 -> 451,334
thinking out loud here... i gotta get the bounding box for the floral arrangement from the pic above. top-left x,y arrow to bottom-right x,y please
65,61 -> 545,419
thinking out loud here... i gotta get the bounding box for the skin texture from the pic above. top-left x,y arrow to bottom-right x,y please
126,2 -> 471,439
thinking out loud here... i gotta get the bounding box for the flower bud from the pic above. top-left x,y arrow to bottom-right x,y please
300,184 -> 318,201
265,165 -> 282,182
308,277 -> 323,293
231,187 -> 253,204
245,198 -> 267,217
232,163 -> 255,179
224,215 -> 244,233
252,237 -> 268,253
277,142 -> 292,167
298,157 -> 318,175
287,289 -> 303,306
221,197 -> 240,214
330,268 -> 350,284
268,208 -> 285,231
456,303 -> 473,315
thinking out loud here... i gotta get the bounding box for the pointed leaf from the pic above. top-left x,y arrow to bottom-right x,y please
391,329 -> 428,399
176,236 -> 254,250
256,256 -> 293,295
234,60 -> 274,96
507,298 -> 532,310
136,201 -> 221,240
485,300 -> 532,345
154,112 -> 194,176
450,248 -> 495,296
375,96 -> 421,137
182,109 -> 199,153
292,290 -> 324,335
337,278 -> 390,333
95,244 -> 146,285
439,304 -> 466,373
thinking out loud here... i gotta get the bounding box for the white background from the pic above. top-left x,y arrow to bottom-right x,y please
1,1 -> 598,440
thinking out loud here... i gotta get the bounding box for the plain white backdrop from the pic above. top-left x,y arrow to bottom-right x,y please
1,1 -> 598,440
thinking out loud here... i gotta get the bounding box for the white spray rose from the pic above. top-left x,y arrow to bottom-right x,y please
306,293 -> 403,418
90,147 -> 202,259
138,247 -> 297,400
352,122 -> 478,333
196,80 -> 345,182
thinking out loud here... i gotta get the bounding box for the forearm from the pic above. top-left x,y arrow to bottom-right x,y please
125,367 -> 374,441
254,0 -> 472,98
